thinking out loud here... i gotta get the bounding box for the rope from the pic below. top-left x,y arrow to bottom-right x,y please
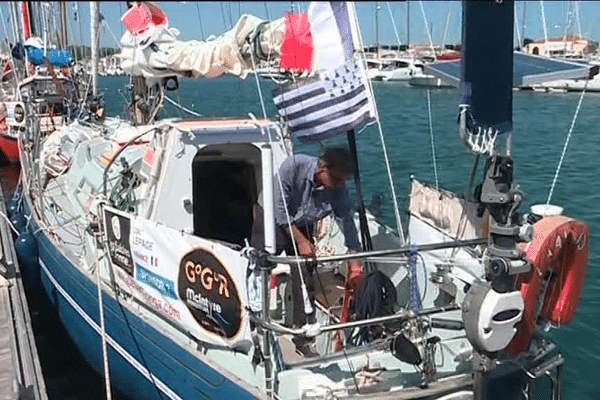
96,256 -> 112,400
426,89 -> 439,191
409,245 -> 420,315
546,78 -> 588,204
164,95 -> 203,117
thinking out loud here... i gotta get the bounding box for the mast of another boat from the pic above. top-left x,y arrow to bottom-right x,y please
90,1 -> 99,97
375,1 -> 380,59
59,2 -> 68,50
20,1 -> 33,76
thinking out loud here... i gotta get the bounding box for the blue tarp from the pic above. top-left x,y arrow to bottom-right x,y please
25,46 -> 74,67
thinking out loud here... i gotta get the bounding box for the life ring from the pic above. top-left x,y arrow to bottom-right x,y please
505,215 -> 589,355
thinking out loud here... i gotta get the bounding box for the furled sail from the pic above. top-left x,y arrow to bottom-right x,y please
459,1 -> 514,151
119,3 -> 285,79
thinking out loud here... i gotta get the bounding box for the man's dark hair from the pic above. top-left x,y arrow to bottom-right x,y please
319,147 -> 354,177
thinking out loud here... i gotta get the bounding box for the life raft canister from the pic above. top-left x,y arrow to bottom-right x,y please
505,215 -> 589,355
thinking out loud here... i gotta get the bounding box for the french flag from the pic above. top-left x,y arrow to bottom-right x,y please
274,2 -> 375,143
279,2 -> 362,73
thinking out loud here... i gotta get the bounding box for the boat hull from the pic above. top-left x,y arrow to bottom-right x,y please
0,134 -> 19,164
21,203 -> 263,400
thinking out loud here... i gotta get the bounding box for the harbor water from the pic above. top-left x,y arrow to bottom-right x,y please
5,76 -> 600,399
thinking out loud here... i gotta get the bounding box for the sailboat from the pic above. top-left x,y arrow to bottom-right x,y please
11,1 -> 593,399
0,2 -> 79,165
366,2 -> 422,82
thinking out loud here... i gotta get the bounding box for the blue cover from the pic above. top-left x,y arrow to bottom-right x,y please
25,46 -> 74,67
460,0 -> 514,135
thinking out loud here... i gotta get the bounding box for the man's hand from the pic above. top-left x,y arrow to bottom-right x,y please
347,250 -> 363,291
297,238 -> 316,258
288,223 -> 316,258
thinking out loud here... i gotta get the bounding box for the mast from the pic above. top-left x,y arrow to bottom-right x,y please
90,1 -> 99,97
521,1 -> 526,47
460,2 -> 531,399
9,3 -> 22,45
20,2 -> 31,41
20,1 -> 33,76
375,1 -> 379,58
406,1 -> 410,50
59,2 -> 68,48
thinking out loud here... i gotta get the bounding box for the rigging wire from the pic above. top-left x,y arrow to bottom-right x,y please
546,79 -> 588,205
0,4 -> 21,96
101,17 -> 122,48
426,89 -> 439,191
540,1 -> 549,56
196,2 -> 205,40
440,3 -> 452,50
385,2 -> 402,48
351,3 -> 405,244
418,0 -> 437,61
514,3 -> 522,49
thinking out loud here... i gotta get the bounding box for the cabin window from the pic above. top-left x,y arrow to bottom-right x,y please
192,148 -> 259,246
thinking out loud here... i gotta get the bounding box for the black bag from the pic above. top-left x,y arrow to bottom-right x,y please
353,269 -> 397,344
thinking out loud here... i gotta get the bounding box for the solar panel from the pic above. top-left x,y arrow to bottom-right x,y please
424,52 -> 597,88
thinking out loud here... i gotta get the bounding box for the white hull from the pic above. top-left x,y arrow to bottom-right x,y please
409,74 -> 455,88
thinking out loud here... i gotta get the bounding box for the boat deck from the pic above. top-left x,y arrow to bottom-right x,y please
0,184 -> 47,400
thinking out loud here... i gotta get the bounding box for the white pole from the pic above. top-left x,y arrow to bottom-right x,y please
90,1 -> 99,97
261,144 -> 276,254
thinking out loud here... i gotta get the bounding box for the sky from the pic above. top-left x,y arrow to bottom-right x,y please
1,1 -> 599,49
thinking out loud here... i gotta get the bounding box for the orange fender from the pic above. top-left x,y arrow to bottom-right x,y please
506,215 -> 589,355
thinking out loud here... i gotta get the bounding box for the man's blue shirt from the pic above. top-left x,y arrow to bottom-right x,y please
274,154 -> 360,251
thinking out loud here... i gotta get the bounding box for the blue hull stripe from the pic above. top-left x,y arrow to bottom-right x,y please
39,259 -> 182,400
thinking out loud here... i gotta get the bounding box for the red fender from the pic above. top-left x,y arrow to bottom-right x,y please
506,215 -> 589,355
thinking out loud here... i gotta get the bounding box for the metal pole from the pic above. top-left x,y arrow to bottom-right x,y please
268,238 -> 486,265
473,352 -> 490,400
59,2 -> 68,48
347,129 -> 373,253
261,263 -> 273,397
555,362 -> 563,400
90,1 -> 99,97
262,144 -> 276,254
406,1 -> 410,50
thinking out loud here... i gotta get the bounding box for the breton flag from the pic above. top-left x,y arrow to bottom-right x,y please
273,2 -> 376,143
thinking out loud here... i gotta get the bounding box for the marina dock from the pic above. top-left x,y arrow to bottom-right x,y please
0,184 -> 46,400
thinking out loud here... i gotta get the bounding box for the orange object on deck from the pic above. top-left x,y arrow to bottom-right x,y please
506,215 -> 589,355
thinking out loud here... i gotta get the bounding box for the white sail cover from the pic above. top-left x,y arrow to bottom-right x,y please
120,13 -> 285,79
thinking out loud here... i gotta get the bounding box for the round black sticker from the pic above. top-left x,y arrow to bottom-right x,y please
178,249 -> 242,339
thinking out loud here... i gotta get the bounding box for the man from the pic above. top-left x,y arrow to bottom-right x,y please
274,147 -> 362,355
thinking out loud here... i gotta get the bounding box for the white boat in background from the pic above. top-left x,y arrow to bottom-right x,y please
409,73 -> 456,88
366,57 -> 424,82
530,63 -> 600,92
